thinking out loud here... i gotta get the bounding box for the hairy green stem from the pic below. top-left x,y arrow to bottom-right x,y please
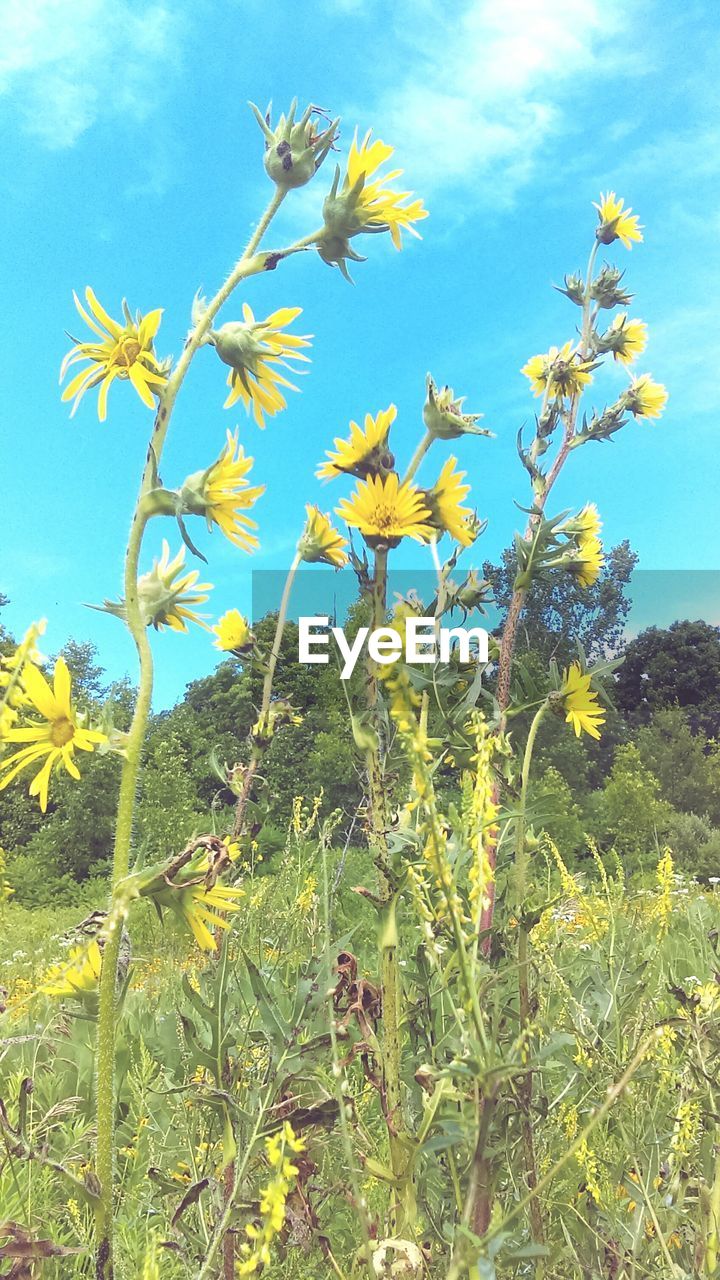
94,188 -> 289,1273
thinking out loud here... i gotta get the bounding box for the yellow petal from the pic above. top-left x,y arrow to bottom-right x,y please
53,658 -> 72,719
85,287 -> 123,339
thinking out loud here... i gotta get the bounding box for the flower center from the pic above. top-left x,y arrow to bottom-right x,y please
372,504 -> 396,532
113,337 -> 142,369
51,717 -> 74,747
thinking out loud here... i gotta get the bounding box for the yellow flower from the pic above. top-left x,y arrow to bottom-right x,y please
173,880 -> 245,951
328,130 -> 427,247
297,505 -> 348,567
345,130 -> 428,248
0,619 -> 47,735
60,287 -> 167,421
0,658 -> 106,812
560,663 -> 606,740
424,457 -> 475,546
521,341 -> 594,399
237,1123 -> 304,1276
570,526 -> 604,588
606,313 -> 648,364
138,542 -> 212,632
336,472 -> 433,548
212,609 -> 252,652
594,191 -> 643,249
317,406 -> 396,479
624,374 -> 668,420
210,304 -> 311,428
561,504 -> 604,588
40,939 -> 103,997
573,503 -> 602,539
181,430 -> 264,551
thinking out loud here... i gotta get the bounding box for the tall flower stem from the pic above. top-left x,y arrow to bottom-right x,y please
232,551 -> 301,837
479,237 -> 601,955
402,428 -> 433,484
514,701 -> 548,1263
364,548 -> 412,1231
94,189 -> 290,1275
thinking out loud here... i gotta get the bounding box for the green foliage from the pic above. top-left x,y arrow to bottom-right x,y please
663,809 -> 720,879
636,704 -> 720,824
487,539 -> 637,664
616,618 -> 720,737
531,764 -> 585,854
135,730 -> 206,861
593,743 -> 674,862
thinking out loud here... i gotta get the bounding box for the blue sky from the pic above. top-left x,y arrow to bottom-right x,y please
1,0 -> 719,706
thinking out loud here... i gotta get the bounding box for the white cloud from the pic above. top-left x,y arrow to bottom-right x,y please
0,0 -> 178,148
344,0 -> 630,204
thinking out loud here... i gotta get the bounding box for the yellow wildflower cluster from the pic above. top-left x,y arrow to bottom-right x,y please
652,847 -> 674,935
462,714 -> 500,926
295,875 -> 318,915
384,665 -> 468,932
531,839 -> 609,944
291,792 -> 324,837
653,1024 -> 679,1087
320,400 -> 479,551
670,1098 -> 700,1165
576,1138 -> 604,1206
237,1122 -> 305,1275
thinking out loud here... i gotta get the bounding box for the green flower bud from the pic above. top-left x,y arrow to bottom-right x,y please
590,265 -> 633,310
555,273 -> 585,306
456,569 -> 491,612
250,99 -> 339,191
316,230 -> 368,284
423,374 -> 492,440
209,321 -> 261,379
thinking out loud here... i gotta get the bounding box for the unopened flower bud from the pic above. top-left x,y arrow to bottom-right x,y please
250,99 -> 339,191
316,231 -> 368,283
456,569 -> 491,612
555,273 -> 585,306
590,264 -> 633,310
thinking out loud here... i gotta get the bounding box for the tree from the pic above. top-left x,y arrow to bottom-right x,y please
635,706 -> 720,825
486,540 -> 637,664
615,620 -> 720,737
592,744 -> 674,865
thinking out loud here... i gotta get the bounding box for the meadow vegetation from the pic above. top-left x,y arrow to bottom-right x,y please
1,100 -> 719,1280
